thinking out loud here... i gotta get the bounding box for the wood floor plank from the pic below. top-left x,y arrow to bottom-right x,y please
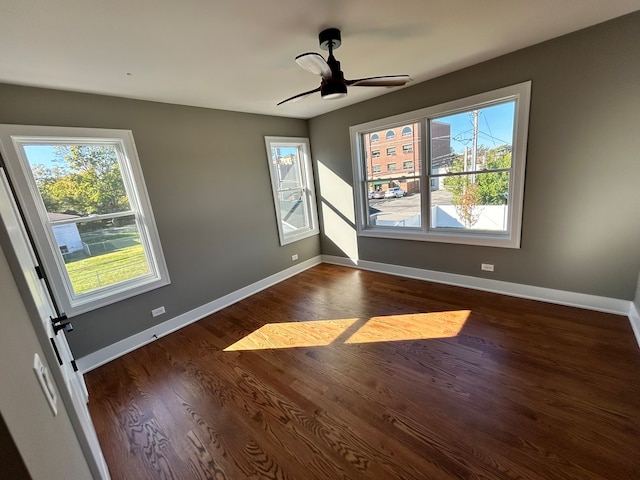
86,264 -> 640,479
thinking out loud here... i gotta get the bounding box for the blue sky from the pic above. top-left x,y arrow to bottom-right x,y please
23,145 -> 59,169
438,101 -> 515,154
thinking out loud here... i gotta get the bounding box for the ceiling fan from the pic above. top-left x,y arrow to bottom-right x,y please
277,28 -> 412,106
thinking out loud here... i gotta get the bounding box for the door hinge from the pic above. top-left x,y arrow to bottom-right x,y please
71,360 -> 78,372
35,265 -> 44,279
51,314 -> 73,335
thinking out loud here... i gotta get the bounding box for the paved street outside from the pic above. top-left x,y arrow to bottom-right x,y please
369,188 -> 453,224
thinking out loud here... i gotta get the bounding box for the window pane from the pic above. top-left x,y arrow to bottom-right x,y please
431,171 -> 510,231
367,180 -> 421,228
363,122 -> 421,180
429,102 -> 515,232
56,215 -> 152,295
277,189 -> 308,232
271,146 -> 303,190
23,144 -> 131,216
430,102 -> 515,176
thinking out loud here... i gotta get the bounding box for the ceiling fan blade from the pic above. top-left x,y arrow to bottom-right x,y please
277,87 -> 322,106
346,75 -> 412,87
295,53 -> 332,79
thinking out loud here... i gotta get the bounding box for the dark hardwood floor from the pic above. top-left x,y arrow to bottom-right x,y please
85,263 -> 640,479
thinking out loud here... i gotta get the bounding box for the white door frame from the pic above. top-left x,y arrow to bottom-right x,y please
0,166 -> 110,480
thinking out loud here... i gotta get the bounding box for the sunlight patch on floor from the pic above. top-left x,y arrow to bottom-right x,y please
223,311 -> 470,351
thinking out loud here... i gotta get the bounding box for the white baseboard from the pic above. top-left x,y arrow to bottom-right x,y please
77,256 -> 322,373
322,255 -> 631,316
629,303 -> 640,348
78,253 -> 637,372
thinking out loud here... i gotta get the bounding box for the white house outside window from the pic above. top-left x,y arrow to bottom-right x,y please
0,125 -> 170,316
350,82 -> 531,248
265,136 -> 319,246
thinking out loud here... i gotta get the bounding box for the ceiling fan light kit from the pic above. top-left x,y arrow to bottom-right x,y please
321,79 -> 347,100
278,28 -> 411,106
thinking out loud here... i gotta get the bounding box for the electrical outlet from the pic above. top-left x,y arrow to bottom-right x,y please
481,263 -> 494,272
151,306 -> 166,317
291,254 -> 298,261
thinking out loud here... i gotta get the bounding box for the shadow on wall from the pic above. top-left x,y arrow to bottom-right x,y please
317,160 -> 359,260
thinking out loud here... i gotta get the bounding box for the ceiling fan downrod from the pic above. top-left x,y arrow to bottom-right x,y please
318,28 -> 347,99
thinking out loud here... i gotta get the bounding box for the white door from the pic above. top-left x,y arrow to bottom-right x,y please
0,167 -> 110,479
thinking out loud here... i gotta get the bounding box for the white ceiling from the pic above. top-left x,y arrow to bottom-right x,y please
1,1 -> 639,119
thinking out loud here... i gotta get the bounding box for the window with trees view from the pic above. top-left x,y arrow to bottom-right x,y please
350,82 -> 531,248
0,125 -> 169,316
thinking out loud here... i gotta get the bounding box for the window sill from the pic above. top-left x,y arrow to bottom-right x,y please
357,227 -> 520,248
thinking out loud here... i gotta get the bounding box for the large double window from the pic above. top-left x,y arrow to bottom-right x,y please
350,82 -> 531,248
0,125 -> 170,316
265,136 -> 319,246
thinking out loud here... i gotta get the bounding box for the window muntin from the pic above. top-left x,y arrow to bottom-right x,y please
265,137 -> 319,246
0,126 -> 170,316
350,82 -> 531,248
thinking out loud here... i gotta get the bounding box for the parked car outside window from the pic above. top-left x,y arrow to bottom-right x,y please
384,187 -> 406,198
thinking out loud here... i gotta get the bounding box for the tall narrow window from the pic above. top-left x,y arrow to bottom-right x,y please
0,125 -> 170,316
265,137 -> 319,246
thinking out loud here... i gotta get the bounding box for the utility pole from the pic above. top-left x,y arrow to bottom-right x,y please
471,110 -> 479,182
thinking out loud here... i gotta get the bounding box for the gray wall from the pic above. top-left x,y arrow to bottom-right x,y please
309,11 -> 640,301
0,85 -> 317,357
0,246 -> 93,479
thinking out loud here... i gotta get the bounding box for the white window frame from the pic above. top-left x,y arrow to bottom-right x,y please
0,125 -> 170,316
350,81 -> 531,248
265,136 -> 319,246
